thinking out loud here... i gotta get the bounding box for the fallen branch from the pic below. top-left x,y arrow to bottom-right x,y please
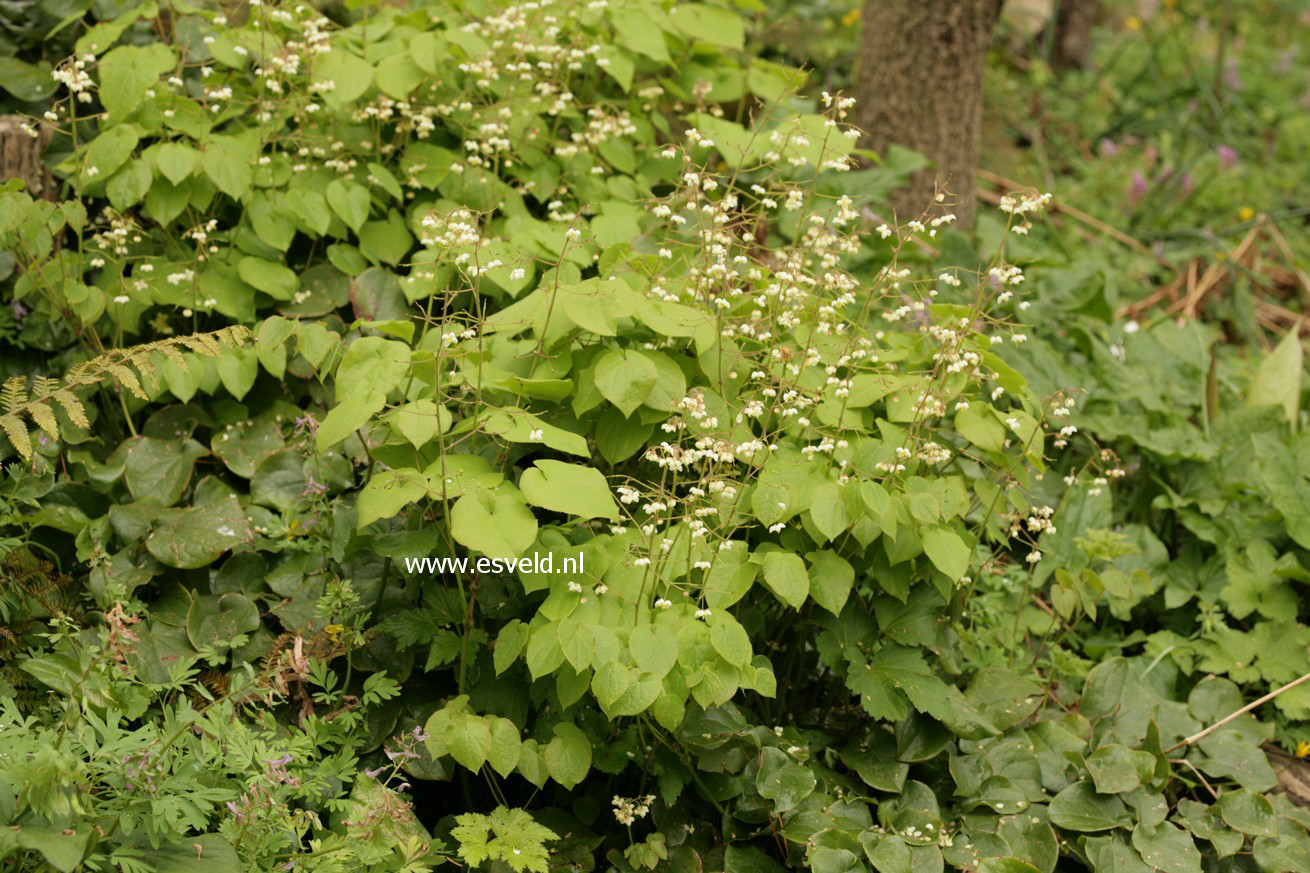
1164,668 -> 1310,755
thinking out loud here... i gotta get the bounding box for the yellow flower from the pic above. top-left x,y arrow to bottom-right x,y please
1297,740 -> 1310,758
841,7 -> 861,27
1125,15 -> 1142,30
1238,206 -> 1255,222
325,623 -> 344,640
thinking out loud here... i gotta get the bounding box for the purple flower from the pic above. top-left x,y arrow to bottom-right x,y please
1098,138 -> 1119,157
364,766 -> 386,778
1225,59 -> 1242,92
1180,172 -> 1194,194
1128,170 -> 1148,205
1216,145 -> 1238,169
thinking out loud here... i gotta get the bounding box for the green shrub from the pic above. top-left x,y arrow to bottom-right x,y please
1,1 -> 1308,872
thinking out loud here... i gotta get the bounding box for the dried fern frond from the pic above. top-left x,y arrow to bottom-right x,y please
0,325 -> 252,460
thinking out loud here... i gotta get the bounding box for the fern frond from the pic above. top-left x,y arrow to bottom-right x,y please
106,364 -> 148,400
26,402 -> 58,440
1,376 -> 28,412
0,415 -> 30,459
0,326 -> 253,459
53,389 -> 89,429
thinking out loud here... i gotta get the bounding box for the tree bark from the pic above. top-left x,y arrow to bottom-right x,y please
1049,0 -> 1100,69
853,0 -> 1005,228
0,116 -> 55,200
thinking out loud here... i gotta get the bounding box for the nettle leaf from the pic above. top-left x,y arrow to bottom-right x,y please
519,460 -> 619,520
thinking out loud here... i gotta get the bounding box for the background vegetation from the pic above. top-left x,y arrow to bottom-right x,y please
2,1 -> 1310,871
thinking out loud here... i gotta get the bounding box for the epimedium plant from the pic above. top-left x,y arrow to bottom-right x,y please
1,0 -> 1309,872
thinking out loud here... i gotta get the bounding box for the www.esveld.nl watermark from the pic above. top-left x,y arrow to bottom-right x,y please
402,553 -> 585,576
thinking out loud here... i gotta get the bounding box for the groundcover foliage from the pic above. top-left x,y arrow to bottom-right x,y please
2,1 -> 1309,871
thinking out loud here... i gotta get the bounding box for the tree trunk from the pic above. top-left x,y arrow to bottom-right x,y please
853,0 -> 1005,228
0,116 -> 55,200
1049,0 -> 1100,69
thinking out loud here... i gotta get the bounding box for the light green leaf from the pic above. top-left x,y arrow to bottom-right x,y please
386,399 -> 452,449
486,717 -> 522,778
544,723 -> 591,789
667,3 -> 744,48
98,43 -> 175,119
155,143 -> 196,185
1247,328 -> 1302,427
446,712 -> 492,772
709,614 -> 752,666
760,550 -> 809,609
326,179 -> 371,232
922,526 -> 971,581
316,49 -> 374,105
201,135 -> 255,200
593,348 -> 657,417
519,460 -> 619,520
628,624 -> 678,679
357,468 -> 428,527
451,487 -> 538,561
807,550 -> 854,615
494,620 -> 528,675
810,481 -> 850,541
955,403 -> 1007,453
